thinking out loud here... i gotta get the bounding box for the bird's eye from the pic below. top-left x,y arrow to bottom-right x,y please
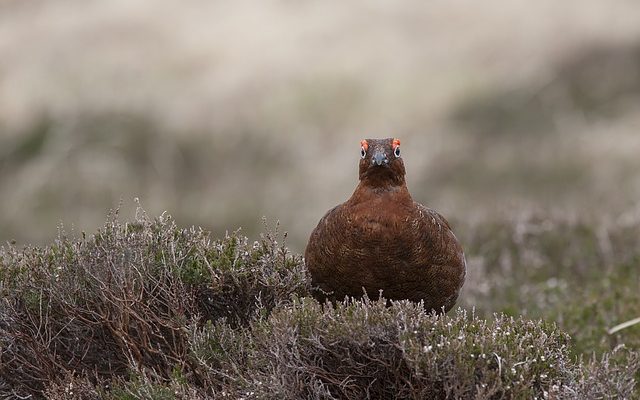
361,146 -> 367,159
394,146 -> 401,158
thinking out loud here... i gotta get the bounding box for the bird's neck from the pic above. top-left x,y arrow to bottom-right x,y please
359,169 -> 406,187
348,179 -> 413,205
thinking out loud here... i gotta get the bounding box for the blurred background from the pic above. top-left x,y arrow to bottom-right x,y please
2,0 -> 640,253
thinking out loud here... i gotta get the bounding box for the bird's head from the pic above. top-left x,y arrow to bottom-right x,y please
358,138 -> 406,187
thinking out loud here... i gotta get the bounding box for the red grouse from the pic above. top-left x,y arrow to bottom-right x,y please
305,138 -> 466,313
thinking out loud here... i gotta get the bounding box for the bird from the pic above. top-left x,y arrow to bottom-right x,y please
305,138 -> 466,313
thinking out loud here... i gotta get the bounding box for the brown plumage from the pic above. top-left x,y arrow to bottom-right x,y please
305,138 -> 466,313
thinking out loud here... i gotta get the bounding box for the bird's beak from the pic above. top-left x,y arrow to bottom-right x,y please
372,151 -> 388,166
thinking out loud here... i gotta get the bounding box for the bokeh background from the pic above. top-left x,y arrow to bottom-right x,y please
2,0 -> 640,254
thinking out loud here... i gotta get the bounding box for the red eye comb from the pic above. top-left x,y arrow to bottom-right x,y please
360,140 -> 369,151
392,138 -> 400,148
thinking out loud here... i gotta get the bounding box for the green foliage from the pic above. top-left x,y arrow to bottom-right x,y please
105,376 -> 177,400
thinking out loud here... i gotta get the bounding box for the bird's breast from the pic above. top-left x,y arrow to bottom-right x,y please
342,203 -> 416,254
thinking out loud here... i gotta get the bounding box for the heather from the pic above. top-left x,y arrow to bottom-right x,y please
1,211 -> 638,399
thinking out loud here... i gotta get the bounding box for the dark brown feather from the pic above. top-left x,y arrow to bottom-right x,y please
305,138 -> 466,312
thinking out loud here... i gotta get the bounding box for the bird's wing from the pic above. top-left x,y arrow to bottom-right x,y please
411,202 -> 465,266
305,203 -> 345,265
410,202 -> 467,311
304,203 -> 347,299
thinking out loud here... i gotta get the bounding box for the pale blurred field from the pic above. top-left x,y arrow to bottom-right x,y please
2,0 -> 640,252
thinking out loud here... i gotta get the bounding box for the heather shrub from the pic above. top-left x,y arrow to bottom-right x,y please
0,210 -> 638,399
188,298 -> 638,399
0,210 -> 308,399
191,298 -> 570,399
